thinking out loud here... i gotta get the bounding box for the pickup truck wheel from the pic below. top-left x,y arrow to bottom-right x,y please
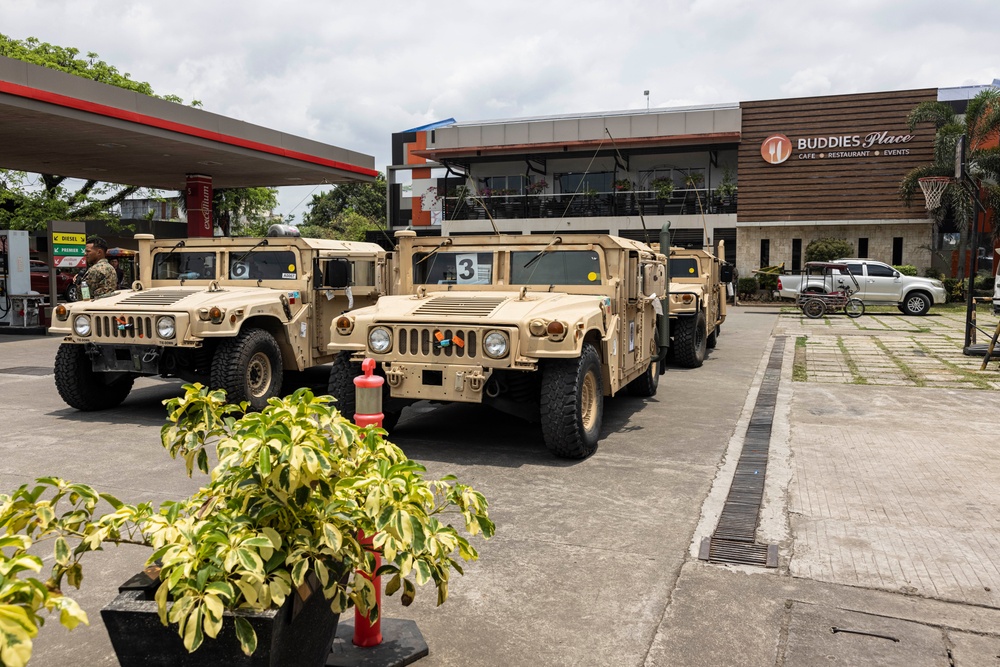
211,328 -> 283,410
626,357 -> 660,397
327,353 -> 401,431
674,312 -> 707,368
902,292 -> 931,316
540,344 -> 603,459
54,343 -> 134,410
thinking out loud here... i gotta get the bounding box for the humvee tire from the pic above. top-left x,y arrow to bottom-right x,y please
674,312 -> 707,368
211,328 -> 283,411
327,353 -> 401,431
54,343 -> 134,410
626,358 -> 660,397
540,344 -> 603,459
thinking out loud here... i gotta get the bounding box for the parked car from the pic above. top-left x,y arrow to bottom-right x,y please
30,260 -> 79,301
777,258 -> 947,315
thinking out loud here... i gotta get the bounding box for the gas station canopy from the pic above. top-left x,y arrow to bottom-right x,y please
0,55 -> 377,190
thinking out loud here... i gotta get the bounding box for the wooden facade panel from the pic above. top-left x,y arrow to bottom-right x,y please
738,89 -> 937,222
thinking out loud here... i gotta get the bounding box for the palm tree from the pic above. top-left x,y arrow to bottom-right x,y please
900,88 -> 1000,276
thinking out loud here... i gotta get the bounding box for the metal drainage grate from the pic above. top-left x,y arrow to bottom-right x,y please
0,366 -> 52,377
699,336 -> 784,567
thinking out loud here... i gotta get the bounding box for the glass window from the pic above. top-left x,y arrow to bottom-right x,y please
556,172 -> 612,194
483,175 -> 525,194
510,250 -> 602,286
670,258 -> 699,278
866,263 -> 896,278
228,250 -> 299,280
845,263 -> 864,276
413,251 -> 494,285
153,251 -> 216,280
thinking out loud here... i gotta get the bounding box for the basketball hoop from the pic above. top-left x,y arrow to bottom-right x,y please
918,176 -> 951,211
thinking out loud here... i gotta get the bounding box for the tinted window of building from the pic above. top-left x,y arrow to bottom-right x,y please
892,237 -> 903,265
791,239 -> 802,272
760,239 -> 770,267
858,238 -> 869,258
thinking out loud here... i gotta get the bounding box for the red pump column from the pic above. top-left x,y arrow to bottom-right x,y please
185,174 -> 213,237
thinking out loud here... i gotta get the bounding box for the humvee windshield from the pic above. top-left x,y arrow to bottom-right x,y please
670,258 -> 699,278
413,251 -> 494,285
153,251 -> 216,280
228,251 -> 299,281
510,250 -> 602,285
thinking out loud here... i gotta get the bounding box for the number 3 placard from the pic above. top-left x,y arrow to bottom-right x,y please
455,253 -> 478,284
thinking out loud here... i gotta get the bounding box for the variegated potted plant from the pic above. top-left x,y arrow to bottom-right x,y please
0,385 -> 493,667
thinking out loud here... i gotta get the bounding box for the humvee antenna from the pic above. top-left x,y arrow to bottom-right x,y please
605,128 -> 650,247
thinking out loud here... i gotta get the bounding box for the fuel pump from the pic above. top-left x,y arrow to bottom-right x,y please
0,230 -> 31,326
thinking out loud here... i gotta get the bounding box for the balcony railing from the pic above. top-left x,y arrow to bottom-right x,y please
442,189 -> 737,220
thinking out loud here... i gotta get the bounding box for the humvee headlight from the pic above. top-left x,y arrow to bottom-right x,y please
55,305 -> 69,321
368,327 -> 392,353
529,319 -> 546,336
156,316 -> 176,339
681,294 -> 694,304
209,307 -> 224,324
336,315 -> 355,335
73,315 -> 91,337
484,331 -> 509,359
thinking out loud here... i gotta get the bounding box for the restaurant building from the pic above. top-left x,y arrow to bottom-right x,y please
386,84 -> 996,277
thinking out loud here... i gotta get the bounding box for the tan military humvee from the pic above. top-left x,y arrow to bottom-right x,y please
326,231 -> 668,459
665,243 -> 730,368
49,228 -> 387,411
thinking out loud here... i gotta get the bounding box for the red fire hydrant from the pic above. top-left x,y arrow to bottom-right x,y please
353,358 -> 383,647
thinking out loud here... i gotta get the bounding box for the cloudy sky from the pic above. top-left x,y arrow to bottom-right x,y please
3,0 -> 998,216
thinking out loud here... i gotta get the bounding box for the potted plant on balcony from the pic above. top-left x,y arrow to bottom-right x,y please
713,167 -> 737,212
651,177 -> 675,201
0,385 -> 493,667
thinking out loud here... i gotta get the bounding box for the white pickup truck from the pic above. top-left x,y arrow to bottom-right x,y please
777,258 -> 948,315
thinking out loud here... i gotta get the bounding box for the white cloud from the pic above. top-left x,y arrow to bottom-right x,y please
2,0 -> 998,213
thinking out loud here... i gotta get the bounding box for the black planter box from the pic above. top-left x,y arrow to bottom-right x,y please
101,570 -> 340,667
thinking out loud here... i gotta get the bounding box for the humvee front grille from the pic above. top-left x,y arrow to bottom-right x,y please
396,327 -> 479,359
93,315 -> 155,340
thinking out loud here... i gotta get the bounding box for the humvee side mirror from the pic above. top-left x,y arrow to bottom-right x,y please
642,263 -> 665,292
322,258 -> 352,289
720,263 -> 734,283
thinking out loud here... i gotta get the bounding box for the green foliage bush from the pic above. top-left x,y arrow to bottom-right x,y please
804,238 -> 854,263
943,278 -> 964,302
736,277 -> 758,299
892,265 -> 918,276
975,273 -> 995,291
924,268 -> 945,280
756,273 -> 778,292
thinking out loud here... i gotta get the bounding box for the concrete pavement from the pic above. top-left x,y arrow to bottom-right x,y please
2,305 -> 999,665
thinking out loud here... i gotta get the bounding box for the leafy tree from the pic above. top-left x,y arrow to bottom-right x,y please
900,89 -> 1000,262
301,174 -> 387,228
0,34 -> 273,235
805,237 -> 854,263
299,211 -> 381,242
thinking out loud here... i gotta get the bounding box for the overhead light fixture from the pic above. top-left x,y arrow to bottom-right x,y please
197,160 -> 223,166
97,142 -> 127,148
285,177 -> 303,181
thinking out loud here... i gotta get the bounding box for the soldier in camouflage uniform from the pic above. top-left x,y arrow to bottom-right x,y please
81,236 -> 118,299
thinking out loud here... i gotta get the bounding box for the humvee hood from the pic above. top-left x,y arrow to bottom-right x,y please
66,286 -> 289,312
368,291 -> 604,323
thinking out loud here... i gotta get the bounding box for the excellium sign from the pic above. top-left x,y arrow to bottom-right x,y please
761,130 -> 915,163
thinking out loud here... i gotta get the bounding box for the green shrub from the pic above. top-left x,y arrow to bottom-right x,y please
893,264 -> 918,276
924,268 -> 945,280
756,273 -> 778,292
736,277 -> 758,299
943,278 -> 964,302
975,273 -> 995,291
804,238 -> 854,263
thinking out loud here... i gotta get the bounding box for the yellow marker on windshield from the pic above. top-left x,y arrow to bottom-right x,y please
288,264 -> 296,272
688,267 -> 695,274
588,271 -> 598,282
